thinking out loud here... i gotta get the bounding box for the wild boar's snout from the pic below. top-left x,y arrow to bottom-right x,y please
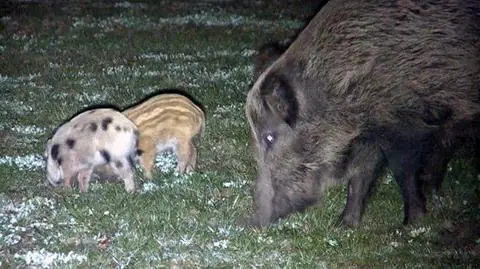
244,0 -> 480,228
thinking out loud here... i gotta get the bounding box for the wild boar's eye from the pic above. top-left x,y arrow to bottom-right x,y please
262,132 -> 276,148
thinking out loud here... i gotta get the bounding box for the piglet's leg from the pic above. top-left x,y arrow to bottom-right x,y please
63,175 -> 73,189
176,140 -> 193,173
138,140 -> 156,179
77,168 -> 93,193
185,141 -> 197,173
62,160 -> 75,189
111,158 -> 135,193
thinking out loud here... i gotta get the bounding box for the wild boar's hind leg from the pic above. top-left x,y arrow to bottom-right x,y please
383,135 -> 433,224
341,143 -> 386,228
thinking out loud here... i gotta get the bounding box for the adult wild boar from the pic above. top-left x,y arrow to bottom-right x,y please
245,0 -> 480,227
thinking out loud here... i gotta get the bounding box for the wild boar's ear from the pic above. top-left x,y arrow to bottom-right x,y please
260,73 -> 298,127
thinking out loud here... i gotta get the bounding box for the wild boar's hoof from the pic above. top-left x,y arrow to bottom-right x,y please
340,213 -> 361,228
237,216 -> 259,228
238,214 -> 271,228
404,207 -> 427,225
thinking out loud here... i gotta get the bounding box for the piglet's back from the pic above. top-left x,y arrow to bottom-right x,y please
53,108 -> 137,142
124,94 -> 205,137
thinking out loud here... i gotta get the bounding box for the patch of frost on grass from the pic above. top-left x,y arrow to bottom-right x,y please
140,182 -> 159,194
0,154 -> 44,171
102,64 -> 163,80
139,49 -> 256,63
139,52 -> 196,61
0,100 -> 34,116
0,74 -> 9,82
0,197 -> 56,246
157,11 -> 303,30
11,125 -> 45,136
77,92 -> 107,104
14,249 -> 87,269
409,226 -> 430,238
114,1 -> 148,9
154,151 -> 177,173
208,239 -> 229,250
222,180 -> 247,188
71,11 -> 302,33
213,103 -> 242,114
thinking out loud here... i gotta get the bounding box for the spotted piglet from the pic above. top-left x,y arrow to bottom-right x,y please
45,108 -> 139,193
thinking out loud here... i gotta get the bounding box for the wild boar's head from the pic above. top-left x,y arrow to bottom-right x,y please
245,64 -> 344,227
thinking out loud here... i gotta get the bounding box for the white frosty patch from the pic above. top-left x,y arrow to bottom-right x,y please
214,103 -> 242,114
14,249 -> 87,268
208,239 -> 229,249
139,52 -> 196,61
0,100 -> 34,114
71,11 -> 302,33
11,125 -> 46,136
140,181 -> 159,194
157,12 -> 302,29
409,226 -> 430,238
0,197 -> 56,246
139,49 -> 256,62
0,74 -> 9,82
0,154 -> 45,171
154,151 -> 177,173
114,1 -> 148,9
222,180 -> 247,188
324,238 -> 338,247
77,92 -> 107,104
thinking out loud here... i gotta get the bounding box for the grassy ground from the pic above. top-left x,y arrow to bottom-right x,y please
0,0 -> 479,268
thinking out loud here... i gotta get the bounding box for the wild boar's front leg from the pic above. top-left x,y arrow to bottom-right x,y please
248,171 -> 275,227
341,144 -> 386,227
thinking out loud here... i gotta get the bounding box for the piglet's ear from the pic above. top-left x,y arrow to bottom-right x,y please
260,73 -> 298,127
